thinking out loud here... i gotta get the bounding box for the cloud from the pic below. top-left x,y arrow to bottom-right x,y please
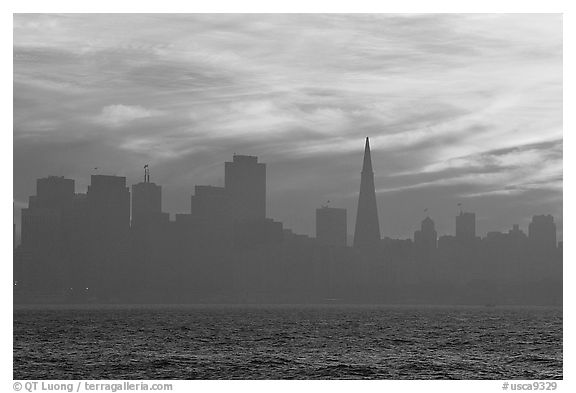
372,138 -> 562,202
93,104 -> 162,128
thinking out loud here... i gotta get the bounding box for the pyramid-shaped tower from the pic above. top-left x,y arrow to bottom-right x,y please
353,137 -> 381,247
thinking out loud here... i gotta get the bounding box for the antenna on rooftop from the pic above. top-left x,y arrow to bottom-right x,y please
144,164 -> 150,183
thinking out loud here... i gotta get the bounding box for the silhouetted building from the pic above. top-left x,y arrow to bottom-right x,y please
29,176 -> 75,210
456,211 -> 476,243
86,175 -> 131,298
131,167 -> 165,228
414,216 -> 437,255
316,206 -> 347,247
507,224 -> 528,247
528,214 -> 557,251
353,137 -> 381,248
19,176 -> 78,294
190,185 -> 233,224
486,231 -> 506,241
437,235 -> 457,258
225,155 -> 266,221
22,176 -> 76,251
23,176 -> 75,236
21,205 -> 61,248
88,175 -> 131,231
508,224 -> 525,238
190,185 -> 235,245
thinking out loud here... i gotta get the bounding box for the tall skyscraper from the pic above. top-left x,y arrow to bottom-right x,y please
414,216 -> 437,253
456,211 -> 476,243
316,206 -> 347,247
22,176 -> 75,246
86,175 -> 131,296
225,155 -> 266,221
87,175 -> 131,232
31,176 -> 75,210
528,214 -> 557,251
353,137 -> 381,248
131,166 -> 165,228
20,176 -> 77,292
508,224 -> 528,247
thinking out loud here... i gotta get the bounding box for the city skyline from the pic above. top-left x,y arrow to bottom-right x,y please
14,139 -> 562,306
15,142 -> 562,245
13,14 -> 563,241
12,138 -> 564,242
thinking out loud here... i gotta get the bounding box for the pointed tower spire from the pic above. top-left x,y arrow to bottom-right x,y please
353,137 -> 381,248
362,137 -> 373,173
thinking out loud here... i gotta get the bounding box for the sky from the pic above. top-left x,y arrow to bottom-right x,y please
13,13 -> 563,240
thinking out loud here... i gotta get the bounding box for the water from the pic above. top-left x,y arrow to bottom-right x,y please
13,305 -> 562,379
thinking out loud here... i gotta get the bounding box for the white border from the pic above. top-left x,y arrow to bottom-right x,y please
4,2 -> 572,392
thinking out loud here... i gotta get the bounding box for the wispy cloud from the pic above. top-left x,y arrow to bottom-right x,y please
93,104 -> 162,129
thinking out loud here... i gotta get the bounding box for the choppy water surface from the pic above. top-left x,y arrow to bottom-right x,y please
13,305 -> 562,379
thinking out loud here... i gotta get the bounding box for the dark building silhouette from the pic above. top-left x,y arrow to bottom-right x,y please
528,214 -> 557,252
88,175 -> 131,232
316,206 -> 347,247
507,224 -> 528,249
437,235 -> 456,251
353,137 -> 381,248
66,192 -> 90,294
190,185 -> 231,219
414,216 -> 437,257
22,177 -> 73,246
456,211 -> 476,243
190,185 -> 234,242
86,175 -> 131,298
131,166 -> 167,228
31,176 -> 75,209
485,230 -> 507,242
130,167 -> 171,300
20,176 -> 76,294
225,155 -> 266,221
509,223 -> 526,238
